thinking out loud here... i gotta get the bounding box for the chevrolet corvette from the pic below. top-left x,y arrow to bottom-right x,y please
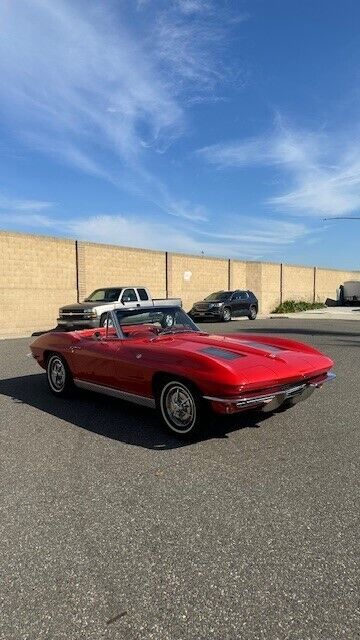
30,306 -> 335,438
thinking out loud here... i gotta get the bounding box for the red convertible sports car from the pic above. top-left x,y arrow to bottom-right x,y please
30,306 -> 335,438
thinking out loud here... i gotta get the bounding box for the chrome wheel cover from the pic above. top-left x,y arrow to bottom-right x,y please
223,308 -> 231,320
102,316 -> 114,328
161,383 -> 196,433
48,356 -> 66,392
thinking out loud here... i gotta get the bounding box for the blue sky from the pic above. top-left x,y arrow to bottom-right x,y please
1,0 -> 360,268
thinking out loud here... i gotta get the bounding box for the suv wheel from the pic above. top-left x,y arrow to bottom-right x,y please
248,305 -> 257,320
222,307 -> 231,322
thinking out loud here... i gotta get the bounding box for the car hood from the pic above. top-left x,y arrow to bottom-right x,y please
152,331 -> 334,391
59,302 -> 110,311
192,300 -> 225,306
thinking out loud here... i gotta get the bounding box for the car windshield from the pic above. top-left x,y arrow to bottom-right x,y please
85,288 -> 122,302
114,307 -> 200,337
204,291 -> 231,302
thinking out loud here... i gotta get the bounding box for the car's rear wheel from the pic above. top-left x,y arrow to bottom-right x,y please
156,379 -> 205,438
46,353 -> 74,396
222,307 -> 231,322
248,305 -> 257,320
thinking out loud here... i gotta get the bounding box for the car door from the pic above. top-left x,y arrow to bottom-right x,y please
229,291 -> 243,317
112,339 -> 153,397
68,335 -> 120,387
137,288 -> 150,305
237,291 -> 250,315
121,288 -> 140,308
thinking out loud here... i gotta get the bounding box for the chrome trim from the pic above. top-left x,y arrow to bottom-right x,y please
203,383 -> 306,405
111,309 -> 125,339
203,372 -> 336,406
109,309 -> 125,339
310,371 -> 336,386
60,312 -> 88,316
74,378 -> 156,408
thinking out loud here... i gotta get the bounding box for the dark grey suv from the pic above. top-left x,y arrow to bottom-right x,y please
189,290 -> 258,322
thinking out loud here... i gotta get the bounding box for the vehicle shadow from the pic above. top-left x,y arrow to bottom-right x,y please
225,325 -> 360,340
0,373 -> 266,450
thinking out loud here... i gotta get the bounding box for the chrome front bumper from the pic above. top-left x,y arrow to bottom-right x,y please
204,372 -> 336,413
57,317 -> 99,328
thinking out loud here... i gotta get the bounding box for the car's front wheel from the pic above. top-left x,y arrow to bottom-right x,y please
222,307 -> 231,322
46,353 -> 74,396
248,305 -> 257,320
156,379 -> 205,438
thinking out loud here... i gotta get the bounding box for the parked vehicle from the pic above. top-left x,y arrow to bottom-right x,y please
189,290 -> 258,322
57,286 -> 182,329
31,305 -> 335,439
338,281 -> 360,305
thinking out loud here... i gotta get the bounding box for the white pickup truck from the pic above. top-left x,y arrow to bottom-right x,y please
57,286 -> 182,329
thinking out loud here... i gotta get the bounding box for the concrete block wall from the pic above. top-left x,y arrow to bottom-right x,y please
282,264 -> 315,303
169,254 -> 229,312
77,242 -> 167,302
0,231 -> 77,336
231,260 -> 247,290
258,262 -> 282,315
0,229 -> 359,336
315,267 -> 360,303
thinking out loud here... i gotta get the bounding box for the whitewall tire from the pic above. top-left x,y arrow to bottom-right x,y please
157,380 -> 205,438
46,354 -> 74,397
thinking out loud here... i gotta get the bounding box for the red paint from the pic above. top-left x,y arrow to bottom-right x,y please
30,326 -> 334,413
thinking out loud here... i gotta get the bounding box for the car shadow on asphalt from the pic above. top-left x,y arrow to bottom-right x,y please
224,325 -> 360,341
0,373 -> 266,450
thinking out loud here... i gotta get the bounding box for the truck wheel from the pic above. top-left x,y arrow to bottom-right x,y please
156,379 -> 205,439
222,307 -> 231,322
46,353 -> 74,397
100,314 -> 113,328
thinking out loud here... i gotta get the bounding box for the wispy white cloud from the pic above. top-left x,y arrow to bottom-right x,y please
66,214 -> 216,255
269,158 -> 360,216
153,6 -> 224,90
0,212 -> 56,228
0,0 -> 235,223
0,194 -> 53,212
0,209 -> 309,260
176,0 -> 211,15
186,95 -> 229,105
162,200 -> 208,221
0,0 -> 182,162
198,128 -> 325,169
198,121 -> 360,217
200,217 -> 309,245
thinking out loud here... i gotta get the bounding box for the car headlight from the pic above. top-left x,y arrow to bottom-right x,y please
85,311 -> 97,318
209,303 -> 223,308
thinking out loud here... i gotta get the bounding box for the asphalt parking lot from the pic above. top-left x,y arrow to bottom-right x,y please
0,318 -> 359,640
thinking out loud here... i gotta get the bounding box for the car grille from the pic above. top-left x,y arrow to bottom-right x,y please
59,308 -> 91,320
62,308 -> 87,314
247,373 -> 328,398
194,303 -> 211,311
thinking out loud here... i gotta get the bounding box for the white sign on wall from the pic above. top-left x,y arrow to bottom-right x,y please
183,270 -> 192,282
